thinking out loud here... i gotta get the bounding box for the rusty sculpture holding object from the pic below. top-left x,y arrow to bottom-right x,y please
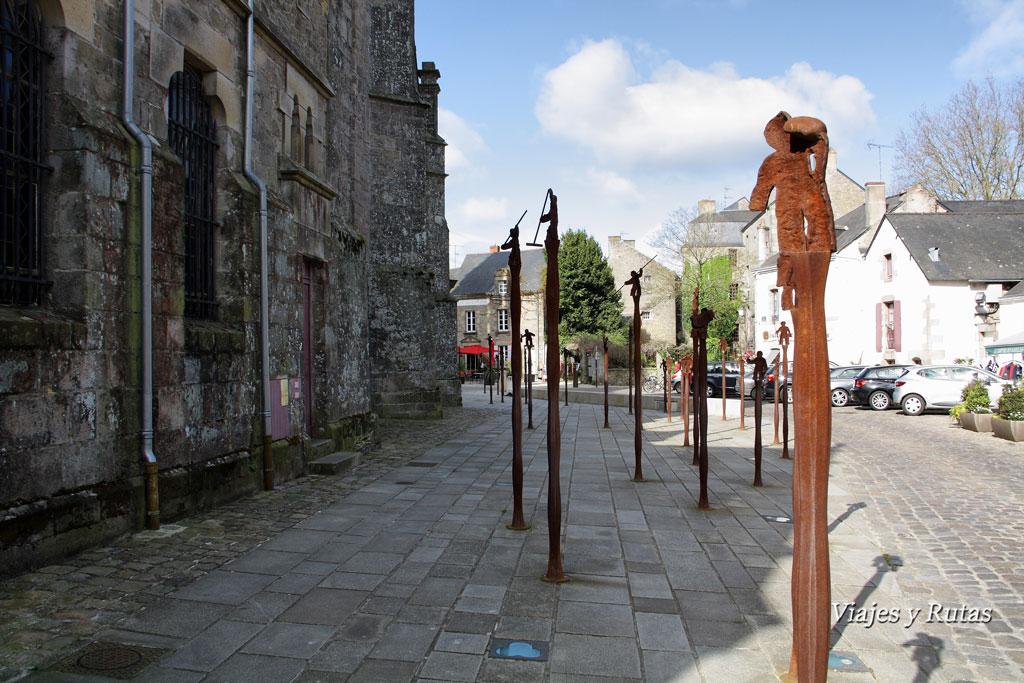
690,302 -> 715,509
772,354 -> 781,445
739,355 -> 746,430
534,189 -> 568,583
627,321 -> 633,415
501,218 -> 529,531
680,355 -> 692,447
625,268 -> 645,482
603,333 -> 610,429
523,330 -> 535,429
751,351 -> 768,487
750,112 -> 836,683
778,321 -> 792,460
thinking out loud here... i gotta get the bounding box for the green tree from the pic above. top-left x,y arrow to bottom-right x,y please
555,230 -> 625,345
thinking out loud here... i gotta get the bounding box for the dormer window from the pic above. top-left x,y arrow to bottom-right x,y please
497,281 -> 508,296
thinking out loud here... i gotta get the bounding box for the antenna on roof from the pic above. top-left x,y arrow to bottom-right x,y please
866,141 -> 892,182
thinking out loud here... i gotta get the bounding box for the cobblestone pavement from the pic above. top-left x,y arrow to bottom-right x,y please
0,389 -> 1021,682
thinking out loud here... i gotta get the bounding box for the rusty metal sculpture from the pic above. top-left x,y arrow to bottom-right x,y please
627,321 -> 633,416
691,302 -> 715,509
562,348 -> 569,407
751,350 -> 768,487
603,333 -> 610,429
772,354 -> 781,445
500,343 -> 505,403
750,111 -> 836,682
739,355 -> 746,430
526,334 -> 535,420
664,358 -> 672,423
778,321 -> 792,460
662,359 -> 668,416
531,189 -> 568,583
626,268 -> 645,482
720,338 -> 728,421
488,334 -> 494,404
501,218 -> 529,531
680,354 -> 691,447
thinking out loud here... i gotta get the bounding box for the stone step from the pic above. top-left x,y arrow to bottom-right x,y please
309,451 -> 360,475
310,438 -> 334,460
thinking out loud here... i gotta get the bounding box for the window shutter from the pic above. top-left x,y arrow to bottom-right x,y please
875,303 -> 883,352
893,301 -> 902,352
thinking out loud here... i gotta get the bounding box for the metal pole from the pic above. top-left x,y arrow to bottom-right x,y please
603,334 -> 610,429
563,348 -> 569,407
525,332 -> 535,430
665,358 -> 672,423
627,269 -> 644,482
662,359 -> 668,416
721,338 -> 728,421
752,352 -> 766,487
692,297 -> 714,509
779,322 -> 792,460
627,321 -> 633,415
681,356 -> 691,447
488,335 -> 494,404
772,355 -> 781,444
739,355 -> 746,429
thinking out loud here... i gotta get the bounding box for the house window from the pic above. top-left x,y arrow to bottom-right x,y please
1,0 -> 49,306
169,67 -> 218,319
643,275 -> 652,284
640,310 -> 651,321
497,281 -> 507,295
729,249 -> 737,267
883,253 -> 893,281
465,309 -> 475,333
875,300 -> 902,352
498,308 -> 509,332
729,283 -> 739,300
770,288 -> 780,323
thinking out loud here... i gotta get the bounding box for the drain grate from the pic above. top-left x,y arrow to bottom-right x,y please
51,641 -> 170,680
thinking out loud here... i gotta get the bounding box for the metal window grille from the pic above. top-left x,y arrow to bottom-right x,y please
1,0 -> 50,306
168,68 -> 218,318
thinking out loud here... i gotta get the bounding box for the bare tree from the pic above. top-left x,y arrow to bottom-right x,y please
894,79 -> 1024,200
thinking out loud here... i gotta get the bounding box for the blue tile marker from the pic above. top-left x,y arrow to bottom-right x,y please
828,651 -> 870,672
489,638 -> 549,662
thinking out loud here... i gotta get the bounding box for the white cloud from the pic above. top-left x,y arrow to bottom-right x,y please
535,39 -> 876,168
458,196 -> 509,223
953,0 -> 1024,77
584,168 -> 642,202
438,108 -> 486,172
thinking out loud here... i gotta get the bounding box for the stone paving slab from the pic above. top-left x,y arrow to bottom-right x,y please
3,387 -> 1024,681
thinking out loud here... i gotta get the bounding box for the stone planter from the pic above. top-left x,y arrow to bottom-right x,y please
992,417 -> 1024,441
961,411 -> 993,432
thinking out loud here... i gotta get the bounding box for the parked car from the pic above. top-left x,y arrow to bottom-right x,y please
830,366 -> 868,407
672,362 -> 750,397
762,360 -> 792,403
894,365 -> 1011,416
851,365 -> 912,410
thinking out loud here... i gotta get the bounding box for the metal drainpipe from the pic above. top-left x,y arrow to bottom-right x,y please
244,2 -> 274,490
122,0 -> 159,529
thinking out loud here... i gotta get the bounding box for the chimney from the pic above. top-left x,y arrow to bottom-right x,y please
489,245 -> 499,253
698,199 -> 716,215
859,181 -> 886,251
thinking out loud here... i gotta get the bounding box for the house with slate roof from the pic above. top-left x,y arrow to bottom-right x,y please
450,247 -> 548,376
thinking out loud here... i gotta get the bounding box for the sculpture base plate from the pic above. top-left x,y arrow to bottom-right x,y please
541,574 -> 570,583
506,524 -> 531,531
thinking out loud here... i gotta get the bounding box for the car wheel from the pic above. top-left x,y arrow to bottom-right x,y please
706,384 -> 715,398
785,386 -> 793,404
672,382 -> 680,394
831,388 -> 849,407
750,387 -> 759,400
868,390 -> 891,411
901,394 -> 925,416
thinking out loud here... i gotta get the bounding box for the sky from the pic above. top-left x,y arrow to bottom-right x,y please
415,0 -> 1024,268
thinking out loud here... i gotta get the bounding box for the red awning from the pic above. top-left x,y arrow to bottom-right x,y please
458,344 -> 490,355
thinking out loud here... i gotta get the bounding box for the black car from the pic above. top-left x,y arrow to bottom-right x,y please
674,362 -> 745,397
851,365 -> 912,410
830,365 -> 868,407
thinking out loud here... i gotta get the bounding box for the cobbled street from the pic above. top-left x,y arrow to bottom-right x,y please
1,389 -> 1022,682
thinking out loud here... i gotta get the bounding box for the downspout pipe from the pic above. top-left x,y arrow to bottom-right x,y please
243,1 -> 274,490
122,0 -> 159,529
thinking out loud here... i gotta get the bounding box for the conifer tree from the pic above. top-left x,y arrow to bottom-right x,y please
555,230 -> 626,345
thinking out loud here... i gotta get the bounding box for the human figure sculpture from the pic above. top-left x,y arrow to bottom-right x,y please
602,333 -> 610,429
750,113 -> 836,682
680,355 -> 692,447
523,329 -> 535,429
691,305 -> 715,509
750,112 -> 836,310
501,223 -> 528,530
624,268 -> 644,481
778,321 -> 792,460
751,350 -> 768,487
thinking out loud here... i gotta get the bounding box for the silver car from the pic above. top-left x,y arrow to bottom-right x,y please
893,365 -> 1011,416
830,366 -> 867,407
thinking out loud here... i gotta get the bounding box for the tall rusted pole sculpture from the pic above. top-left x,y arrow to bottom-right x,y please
750,111 -> 836,682
692,302 -> 715,509
488,334 -> 494,404
751,351 -> 767,487
689,292 -> 700,467
563,348 -> 569,407
680,355 -> 691,447
500,345 -> 505,403
532,189 -> 567,583
626,268 -> 645,481
778,321 -> 792,460
627,321 -> 633,415
662,359 -> 668,416
772,354 -> 781,445
720,338 -> 728,421
502,219 -> 528,530
739,355 -> 746,429
602,333 -> 610,429
665,358 -> 672,423
524,330 -> 535,429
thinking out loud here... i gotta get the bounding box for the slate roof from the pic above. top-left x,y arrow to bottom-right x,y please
690,209 -> 762,247
449,252 -> 488,282
450,248 -> 546,296
886,213 -> 1024,282
941,200 -> 1024,213
999,279 -> 1024,300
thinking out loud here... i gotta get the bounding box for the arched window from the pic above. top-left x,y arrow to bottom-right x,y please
1,0 -> 49,306
168,67 -> 218,318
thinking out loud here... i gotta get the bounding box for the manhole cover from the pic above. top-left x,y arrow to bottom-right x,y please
51,641 -> 170,679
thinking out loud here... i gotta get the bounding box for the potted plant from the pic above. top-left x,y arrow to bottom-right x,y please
949,403 -> 966,426
960,380 -> 993,432
992,382 -> 1024,441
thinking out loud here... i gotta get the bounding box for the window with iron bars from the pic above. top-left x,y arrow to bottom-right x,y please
168,67 -> 218,318
1,0 -> 51,306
